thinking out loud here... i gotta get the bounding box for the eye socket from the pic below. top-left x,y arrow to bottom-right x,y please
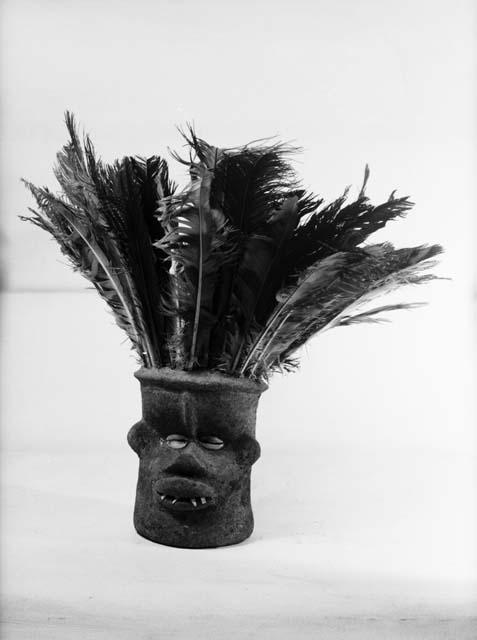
199,435 -> 225,451
165,434 -> 188,449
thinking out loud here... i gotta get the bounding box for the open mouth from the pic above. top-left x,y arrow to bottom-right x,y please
157,493 -> 213,511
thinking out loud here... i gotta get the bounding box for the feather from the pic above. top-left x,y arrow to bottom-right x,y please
336,302 -> 427,326
256,243 -> 443,378
175,131 -> 303,368
156,159 -> 237,368
229,195 -> 300,370
239,251 -> 355,376
21,113 -> 174,367
21,113 -> 444,382
20,181 -> 150,363
281,169 -> 413,281
175,126 -> 299,233
111,157 -> 167,367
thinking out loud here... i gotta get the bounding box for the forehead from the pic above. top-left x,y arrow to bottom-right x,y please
142,387 -> 257,440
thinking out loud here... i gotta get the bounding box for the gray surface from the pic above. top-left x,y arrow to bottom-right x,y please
1,292 -> 476,638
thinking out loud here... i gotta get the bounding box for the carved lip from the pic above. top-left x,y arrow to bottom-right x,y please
153,477 -> 216,511
157,495 -> 213,512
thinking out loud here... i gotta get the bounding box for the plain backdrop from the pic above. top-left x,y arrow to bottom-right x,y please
1,0 -> 476,638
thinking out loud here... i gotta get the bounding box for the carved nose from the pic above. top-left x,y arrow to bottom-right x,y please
164,451 -> 209,479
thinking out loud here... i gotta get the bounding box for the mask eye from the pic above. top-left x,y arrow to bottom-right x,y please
199,435 -> 225,451
165,434 -> 188,449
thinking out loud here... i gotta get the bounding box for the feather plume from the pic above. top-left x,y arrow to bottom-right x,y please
258,243 -> 443,378
156,156 -> 238,368
336,302 -> 427,326
21,180 -> 149,362
21,113 -> 444,381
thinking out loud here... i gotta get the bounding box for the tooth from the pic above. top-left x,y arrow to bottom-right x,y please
191,498 -> 198,507
160,494 -> 165,501
200,497 -> 206,505
171,498 -> 177,504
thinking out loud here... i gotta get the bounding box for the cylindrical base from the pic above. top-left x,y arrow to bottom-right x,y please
128,368 -> 266,548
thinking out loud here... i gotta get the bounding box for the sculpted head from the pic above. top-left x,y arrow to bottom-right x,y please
128,369 -> 266,548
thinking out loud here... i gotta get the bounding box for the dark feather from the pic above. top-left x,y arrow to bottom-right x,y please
21,114 -> 444,382
336,302 -> 427,326
256,243 -> 443,378
282,169 -> 413,281
156,159 -> 237,368
21,181 -> 150,363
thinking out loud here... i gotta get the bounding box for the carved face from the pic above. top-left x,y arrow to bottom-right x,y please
128,371 -> 264,548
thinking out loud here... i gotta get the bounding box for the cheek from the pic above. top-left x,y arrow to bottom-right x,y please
209,449 -> 250,484
140,445 -> 171,473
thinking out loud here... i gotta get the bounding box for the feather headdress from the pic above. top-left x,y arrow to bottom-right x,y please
22,113 -> 443,381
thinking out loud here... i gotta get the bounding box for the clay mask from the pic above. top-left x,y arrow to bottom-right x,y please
128,368 -> 266,548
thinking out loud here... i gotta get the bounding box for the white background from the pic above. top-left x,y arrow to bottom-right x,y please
1,0 -> 476,638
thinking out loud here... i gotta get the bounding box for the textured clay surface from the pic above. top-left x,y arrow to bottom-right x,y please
128,368 -> 267,548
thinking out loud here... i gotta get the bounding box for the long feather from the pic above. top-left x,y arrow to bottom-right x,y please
190,165 -> 213,367
257,243 -> 443,377
175,133 -> 303,369
21,181 -> 151,363
21,114 -> 444,382
156,160 -> 237,368
22,114 -> 173,367
336,302 -> 427,326
281,171 -> 413,281
239,251 -> 354,375
229,195 -> 300,371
